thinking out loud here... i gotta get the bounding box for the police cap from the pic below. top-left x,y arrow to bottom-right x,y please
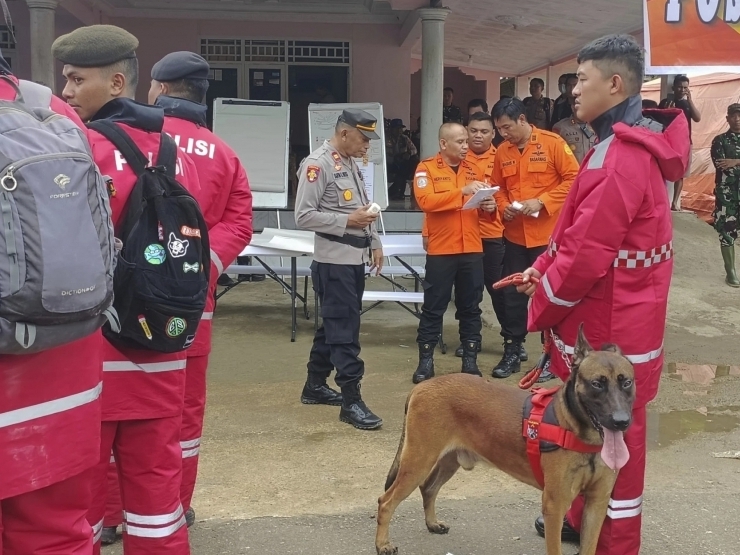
338,108 -> 379,140
728,103 -> 740,116
151,51 -> 210,82
52,25 -> 138,67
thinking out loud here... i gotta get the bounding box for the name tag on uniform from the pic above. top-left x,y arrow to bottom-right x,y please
333,171 -> 349,179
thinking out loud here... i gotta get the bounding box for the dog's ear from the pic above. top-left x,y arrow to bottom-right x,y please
600,343 -> 623,356
572,323 -> 593,368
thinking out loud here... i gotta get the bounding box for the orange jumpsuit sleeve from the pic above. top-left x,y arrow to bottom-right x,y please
414,165 -> 464,213
538,137 -> 579,215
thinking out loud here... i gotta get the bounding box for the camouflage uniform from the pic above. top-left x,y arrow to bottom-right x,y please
711,131 -> 740,247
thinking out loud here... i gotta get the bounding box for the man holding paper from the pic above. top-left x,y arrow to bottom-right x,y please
490,97 -> 579,380
412,123 -> 497,384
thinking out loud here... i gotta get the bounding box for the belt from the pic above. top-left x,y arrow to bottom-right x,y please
316,232 -> 371,249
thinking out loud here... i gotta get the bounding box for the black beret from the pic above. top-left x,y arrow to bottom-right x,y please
338,108 -> 379,140
151,51 -> 210,82
52,25 -> 138,67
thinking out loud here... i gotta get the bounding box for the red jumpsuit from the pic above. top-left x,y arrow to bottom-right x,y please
528,101 -> 690,555
103,97 -> 253,526
85,98 -> 202,555
0,75 -> 103,555
161,96 -> 253,511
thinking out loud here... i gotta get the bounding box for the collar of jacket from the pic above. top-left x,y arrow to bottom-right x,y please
591,95 -> 643,142
90,97 -> 164,133
155,95 -> 207,127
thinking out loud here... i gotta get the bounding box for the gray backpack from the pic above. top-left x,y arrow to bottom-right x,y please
0,77 -> 115,354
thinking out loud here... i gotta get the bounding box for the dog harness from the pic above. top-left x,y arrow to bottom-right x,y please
522,387 -> 602,488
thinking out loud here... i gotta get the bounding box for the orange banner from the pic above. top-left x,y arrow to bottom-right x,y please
645,0 -> 740,72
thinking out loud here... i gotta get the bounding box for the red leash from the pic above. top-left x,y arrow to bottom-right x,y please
492,273 -> 548,390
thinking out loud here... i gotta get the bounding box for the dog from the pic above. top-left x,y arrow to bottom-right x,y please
375,325 -> 635,555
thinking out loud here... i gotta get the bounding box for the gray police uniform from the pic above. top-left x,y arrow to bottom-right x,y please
295,139 -> 380,388
552,117 -> 597,164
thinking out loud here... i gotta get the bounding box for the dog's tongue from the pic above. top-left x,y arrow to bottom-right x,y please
601,429 -> 630,471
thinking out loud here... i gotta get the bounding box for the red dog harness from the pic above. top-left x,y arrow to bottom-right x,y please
523,387 -> 602,488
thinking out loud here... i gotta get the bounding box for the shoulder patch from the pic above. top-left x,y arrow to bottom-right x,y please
306,165 -> 320,183
564,143 -> 574,157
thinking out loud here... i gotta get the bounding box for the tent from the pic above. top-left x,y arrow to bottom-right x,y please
642,73 -> 740,223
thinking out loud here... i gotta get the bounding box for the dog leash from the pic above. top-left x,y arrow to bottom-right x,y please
492,273 -> 553,390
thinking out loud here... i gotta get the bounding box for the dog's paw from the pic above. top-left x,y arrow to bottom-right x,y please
376,543 -> 398,555
426,521 -> 450,535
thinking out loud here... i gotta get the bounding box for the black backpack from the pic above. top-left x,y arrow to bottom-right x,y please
88,121 -> 210,353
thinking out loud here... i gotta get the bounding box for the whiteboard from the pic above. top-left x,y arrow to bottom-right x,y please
212,99 -> 290,208
308,102 -> 389,209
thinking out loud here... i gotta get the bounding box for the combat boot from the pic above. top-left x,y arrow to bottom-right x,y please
413,342 -> 435,383
300,374 -> 343,406
492,339 -> 521,378
101,526 -> 118,545
461,340 -> 482,376
721,246 -> 740,287
519,343 -> 528,362
339,382 -> 382,430
185,507 -> 195,527
455,341 -> 481,357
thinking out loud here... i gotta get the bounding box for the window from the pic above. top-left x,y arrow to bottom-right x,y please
245,40 -> 285,62
201,38 -> 242,62
287,40 -> 350,64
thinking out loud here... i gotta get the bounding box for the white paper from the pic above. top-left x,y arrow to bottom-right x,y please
357,161 -> 374,202
462,187 -> 499,210
511,200 -> 539,218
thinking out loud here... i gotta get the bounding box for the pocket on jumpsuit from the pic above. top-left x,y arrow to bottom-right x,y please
321,305 -> 353,344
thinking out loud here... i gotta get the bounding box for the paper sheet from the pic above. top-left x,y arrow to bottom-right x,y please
511,200 -> 539,218
462,187 -> 499,210
358,161 -> 374,202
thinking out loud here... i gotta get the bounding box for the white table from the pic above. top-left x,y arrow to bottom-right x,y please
217,229 -> 314,342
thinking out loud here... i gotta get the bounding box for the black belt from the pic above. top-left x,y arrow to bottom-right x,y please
316,232 -> 371,249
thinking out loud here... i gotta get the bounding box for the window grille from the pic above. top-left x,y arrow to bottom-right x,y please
0,26 -> 16,51
287,41 -> 350,64
200,38 -> 242,62
244,40 -> 285,62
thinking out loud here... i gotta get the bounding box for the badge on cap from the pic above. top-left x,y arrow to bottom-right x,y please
564,144 -> 574,157
343,189 -> 353,201
307,165 -> 320,183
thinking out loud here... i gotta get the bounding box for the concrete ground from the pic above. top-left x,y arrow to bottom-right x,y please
106,214 -> 740,555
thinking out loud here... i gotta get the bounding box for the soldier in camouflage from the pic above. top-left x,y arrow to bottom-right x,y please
711,103 -> 740,287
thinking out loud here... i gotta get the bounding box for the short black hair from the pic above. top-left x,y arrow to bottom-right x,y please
577,34 -> 644,96
166,78 -> 209,103
443,87 -> 454,93
530,78 -> 544,89
107,57 -> 139,94
673,74 -> 689,87
492,97 -> 526,122
467,98 -> 488,113
468,111 -> 493,125
642,99 -> 659,109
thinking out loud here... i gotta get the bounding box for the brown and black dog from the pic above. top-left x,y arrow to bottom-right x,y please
376,326 -> 635,555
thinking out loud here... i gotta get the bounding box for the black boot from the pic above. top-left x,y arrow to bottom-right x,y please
536,359 -> 557,383
519,343 -> 528,362
301,374 -> 343,406
492,339 -> 521,378
101,526 -> 118,545
461,340 -> 482,376
339,383 -> 382,430
534,514 -> 580,542
185,507 -> 196,528
455,341 -> 482,357
413,342 -> 435,383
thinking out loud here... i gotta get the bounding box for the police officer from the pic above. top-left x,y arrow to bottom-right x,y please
711,103 -> 740,287
295,108 -> 384,430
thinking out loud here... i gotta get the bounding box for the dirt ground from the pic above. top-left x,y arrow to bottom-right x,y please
105,213 -> 740,555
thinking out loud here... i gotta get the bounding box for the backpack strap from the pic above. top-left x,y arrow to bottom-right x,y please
87,120 -> 150,177
156,132 -> 178,179
17,80 -> 53,108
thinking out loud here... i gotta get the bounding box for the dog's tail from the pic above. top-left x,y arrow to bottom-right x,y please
384,393 -> 411,491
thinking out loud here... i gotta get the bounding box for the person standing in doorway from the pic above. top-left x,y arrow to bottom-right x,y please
295,109 -> 384,430
443,87 -> 464,124
522,78 -> 552,130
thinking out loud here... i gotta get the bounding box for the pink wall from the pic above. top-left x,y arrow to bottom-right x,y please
8,5 -> 412,120
410,65 -> 503,130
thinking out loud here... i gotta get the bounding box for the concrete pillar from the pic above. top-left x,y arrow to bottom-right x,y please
26,0 -> 59,89
418,7 -> 449,159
